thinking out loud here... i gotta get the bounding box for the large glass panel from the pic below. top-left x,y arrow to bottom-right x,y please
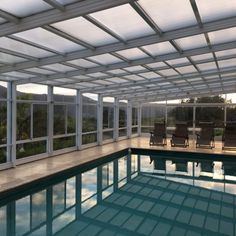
103,97 -> 114,141
53,136 -> 76,151
119,101 -> 127,137
0,81 -> 7,99
54,105 -> 66,135
82,168 -> 97,202
17,84 -> 47,101
0,102 -> 7,145
141,104 -> 165,133
0,147 -> 6,164
53,87 -> 76,103
16,141 -> 47,159
17,103 -> 31,140
33,104 -> 47,138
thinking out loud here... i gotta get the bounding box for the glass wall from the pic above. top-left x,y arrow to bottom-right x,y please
82,93 -> 97,145
103,97 -> 114,141
53,87 -> 76,151
0,81 -> 7,164
16,84 -> 48,159
132,107 -> 138,134
119,100 -> 127,137
141,104 -> 165,133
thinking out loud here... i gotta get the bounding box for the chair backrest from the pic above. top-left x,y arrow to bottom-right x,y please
154,122 -> 166,135
174,123 -> 188,137
199,122 -> 214,137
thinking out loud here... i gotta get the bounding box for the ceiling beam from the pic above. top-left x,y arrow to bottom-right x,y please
1,16 -> 236,74
0,9 -> 19,24
43,0 -> 65,11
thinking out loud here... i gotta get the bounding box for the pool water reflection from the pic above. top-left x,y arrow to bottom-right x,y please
0,152 -> 236,236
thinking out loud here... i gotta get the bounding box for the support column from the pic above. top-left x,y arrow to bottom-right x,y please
97,94 -> 103,145
7,82 -> 16,166
137,104 -> 142,136
224,94 -> 227,126
114,97 -> 119,141
127,101 -> 132,138
193,98 -> 196,141
47,86 -> 53,155
76,90 -> 82,150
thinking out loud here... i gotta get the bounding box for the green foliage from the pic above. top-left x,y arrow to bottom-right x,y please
53,136 -> 76,150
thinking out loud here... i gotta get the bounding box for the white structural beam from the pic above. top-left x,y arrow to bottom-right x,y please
0,10 -> 19,23
0,0 -> 133,37
97,94 -> 103,145
3,18 -> 236,76
114,98 -> 119,141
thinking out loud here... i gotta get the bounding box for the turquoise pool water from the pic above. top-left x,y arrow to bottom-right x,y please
0,150 -> 236,236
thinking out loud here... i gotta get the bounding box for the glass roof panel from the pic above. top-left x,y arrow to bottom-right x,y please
208,27 -> 236,45
87,54 -> 122,65
124,75 -> 144,81
190,53 -> 214,62
3,71 -> 33,79
55,78 -> 75,83
72,75 -> 90,80
176,65 -> 198,74
218,58 -> 236,69
14,28 -> 84,53
139,0 -> 197,31
57,0 -> 78,5
68,59 -> 98,68
142,42 -> 176,56
90,4 -> 154,40
196,0 -> 236,23
0,17 -> 6,24
175,34 -> 207,50
41,63 -> 76,72
146,62 -> 167,69
166,58 -> 189,66
107,77 -> 127,83
25,67 -> 55,75
107,69 -> 126,75
0,0 -> 52,17
197,62 -> 217,72
124,65 -> 145,72
87,72 -> 107,78
116,48 -> 149,60
78,82 -> 97,87
0,37 -> 54,58
215,48 -> 236,58
52,17 -> 118,47
95,80 -> 113,85
159,68 -> 179,76
0,52 -> 27,64
139,72 -> 159,79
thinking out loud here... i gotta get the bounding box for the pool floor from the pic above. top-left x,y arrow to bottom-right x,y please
57,174 -> 235,236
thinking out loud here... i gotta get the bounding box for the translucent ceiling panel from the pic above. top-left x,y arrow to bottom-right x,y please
208,27 -> 236,45
25,67 -> 55,75
175,34 -> 207,50
0,52 -> 27,64
87,72 -> 107,78
158,69 -> 179,76
196,0 -> 236,23
124,75 -> 144,81
107,77 -> 128,83
197,62 -> 217,72
0,0 -> 52,17
116,48 -> 149,60
215,48 -> 236,58
68,59 -> 98,68
139,72 -> 159,79
0,37 -> 54,58
218,58 -> 236,69
124,66 -> 145,72
166,58 -> 189,66
0,17 -> 6,24
95,80 -> 113,85
142,42 -> 176,56
52,17 -> 118,47
3,71 -> 33,79
107,69 -> 126,75
190,53 -> 214,62
139,0 -> 197,32
87,54 -> 122,65
41,63 -> 76,72
57,0 -> 78,4
90,4 -> 154,40
146,62 -> 167,69
14,28 -> 84,53
176,65 -> 198,74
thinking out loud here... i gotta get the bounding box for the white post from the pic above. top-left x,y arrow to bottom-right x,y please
47,86 -> 53,155
7,82 -> 16,165
127,101 -> 132,138
76,90 -> 82,150
193,98 -> 196,142
97,94 -> 103,145
137,104 -> 142,136
224,94 -> 227,126
114,97 -> 119,141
